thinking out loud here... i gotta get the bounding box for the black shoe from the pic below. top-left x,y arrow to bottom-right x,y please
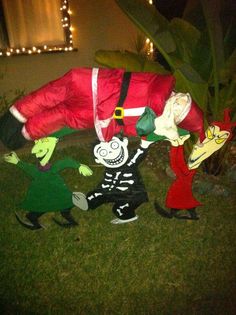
154,201 -> 173,219
188,208 -> 199,220
0,111 -> 27,149
174,208 -> 199,220
53,210 -> 78,228
15,212 -> 44,230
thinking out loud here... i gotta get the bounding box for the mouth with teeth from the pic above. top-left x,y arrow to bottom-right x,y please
104,147 -> 125,166
36,150 -> 49,161
188,152 -> 206,166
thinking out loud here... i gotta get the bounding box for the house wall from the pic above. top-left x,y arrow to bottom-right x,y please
0,0 -> 139,95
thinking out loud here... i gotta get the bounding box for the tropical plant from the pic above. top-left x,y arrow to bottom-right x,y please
95,0 -> 236,175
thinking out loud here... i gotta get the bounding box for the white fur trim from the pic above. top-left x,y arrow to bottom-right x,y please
173,93 -> 192,124
154,96 -> 179,140
98,107 -> 146,129
124,107 -> 146,116
9,106 -> 27,123
98,117 -> 113,128
92,68 -> 105,141
154,93 -> 192,140
21,126 -> 32,140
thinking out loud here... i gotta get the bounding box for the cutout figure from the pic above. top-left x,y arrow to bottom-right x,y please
4,136 -> 92,230
85,136 -> 149,224
155,109 -> 235,220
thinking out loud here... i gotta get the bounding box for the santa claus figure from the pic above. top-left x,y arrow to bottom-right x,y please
0,68 -> 205,149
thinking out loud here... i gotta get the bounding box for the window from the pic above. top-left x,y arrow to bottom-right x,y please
0,0 -> 75,57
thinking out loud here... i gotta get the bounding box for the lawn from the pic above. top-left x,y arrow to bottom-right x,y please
0,140 -> 236,315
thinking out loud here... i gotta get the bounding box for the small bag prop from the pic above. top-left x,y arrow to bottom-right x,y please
136,107 -> 157,136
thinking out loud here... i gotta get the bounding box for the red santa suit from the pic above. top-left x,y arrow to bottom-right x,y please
166,145 -> 202,209
8,68 -> 205,142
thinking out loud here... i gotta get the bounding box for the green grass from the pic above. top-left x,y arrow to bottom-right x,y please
0,143 -> 236,315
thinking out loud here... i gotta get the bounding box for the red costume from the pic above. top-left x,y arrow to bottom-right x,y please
166,146 -> 202,209
8,68 -> 205,142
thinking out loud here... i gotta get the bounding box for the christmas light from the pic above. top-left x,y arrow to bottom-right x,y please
0,0 -> 75,57
145,0 -> 154,58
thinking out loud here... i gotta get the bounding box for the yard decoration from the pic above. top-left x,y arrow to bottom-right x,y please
155,109 -> 235,220
0,68 -> 205,150
96,0 -> 236,174
155,134 -> 202,220
85,136 -> 149,224
3,135 -> 93,230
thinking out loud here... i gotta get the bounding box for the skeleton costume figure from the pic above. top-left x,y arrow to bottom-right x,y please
86,137 -> 149,224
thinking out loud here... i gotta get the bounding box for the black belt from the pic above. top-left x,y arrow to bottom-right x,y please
113,72 -> 131,126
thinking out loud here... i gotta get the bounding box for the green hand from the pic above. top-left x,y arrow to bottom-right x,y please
3,152 -> 20,164
78,164 -> 93,176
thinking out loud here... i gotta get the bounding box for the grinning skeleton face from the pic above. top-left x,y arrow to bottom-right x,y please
94,137 -> 129,168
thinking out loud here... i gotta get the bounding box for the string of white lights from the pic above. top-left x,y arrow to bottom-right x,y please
146,0 -> 154,58
0,0 -> 74,57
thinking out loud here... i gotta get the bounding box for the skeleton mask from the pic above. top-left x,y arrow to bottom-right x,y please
94,137 -> 129,168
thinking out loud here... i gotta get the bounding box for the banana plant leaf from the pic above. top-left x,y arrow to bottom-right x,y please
115,0 -> 208,107
115,0 -> 177,63
95,50 -> 169,74
220,49 -> 236,84
183,0 -> 206,31
169,18 -> 201,63
190,31 -> 212,82
173,64 -> 208,108
200,0 -> 225,117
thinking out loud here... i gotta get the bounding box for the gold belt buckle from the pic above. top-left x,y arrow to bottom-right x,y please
113,106 -> 124,119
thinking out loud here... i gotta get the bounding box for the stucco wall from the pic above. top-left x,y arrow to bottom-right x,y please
0,0 -> 139,95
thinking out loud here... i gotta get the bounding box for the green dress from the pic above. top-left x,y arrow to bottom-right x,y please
17,158 -> 80,212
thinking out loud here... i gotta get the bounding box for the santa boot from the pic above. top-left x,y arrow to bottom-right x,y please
0,111 -> 27,149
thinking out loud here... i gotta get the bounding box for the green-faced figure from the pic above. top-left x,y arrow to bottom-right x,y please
4,137 -> 92,230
